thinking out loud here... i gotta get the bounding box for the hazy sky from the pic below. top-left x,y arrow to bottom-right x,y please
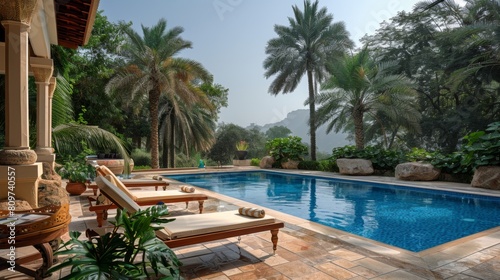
98,0 -> 436,127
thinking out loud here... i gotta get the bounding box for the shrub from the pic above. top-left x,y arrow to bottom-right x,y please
298,160 -> 320,170
331,145 -> 405,170
250,158 -> 260,166
133,165 -> 151,171
405,147 -> 434,162
461,121 -> 500,169
131,149 -> 151,167
265,136 -> 308,167
318,160 -> 338,172
430,152 -> 469,174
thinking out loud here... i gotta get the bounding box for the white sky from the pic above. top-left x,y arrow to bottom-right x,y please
98,0 -> 464,127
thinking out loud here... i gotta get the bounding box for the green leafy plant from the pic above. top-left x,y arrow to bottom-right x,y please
330,145 -> 405,170
48,205 -> 181,279
298,160 -> 320,170
58,157 -> 95,183
405,147 -> 434,162
265,136 -> 308,167
460,121 -> 500,169
250,158 -> 261,166
235,140 -> 249,151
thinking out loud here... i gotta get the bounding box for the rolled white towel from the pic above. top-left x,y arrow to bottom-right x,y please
180,185 -> 195,193
238,207 -> 265,218
152,175 -> 163,181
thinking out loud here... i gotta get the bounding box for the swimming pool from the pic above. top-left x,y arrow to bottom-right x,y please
166,171 -> 500,252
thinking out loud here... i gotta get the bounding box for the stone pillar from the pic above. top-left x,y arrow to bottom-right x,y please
0,15 -> 36,165
0,0 -> 42,208
31,57 -> 55,165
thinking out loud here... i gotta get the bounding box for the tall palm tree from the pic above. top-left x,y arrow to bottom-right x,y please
159,94 -> 216,167
316,48 -> 420,149
107,19 -> 211,169
263,0 -> 353,160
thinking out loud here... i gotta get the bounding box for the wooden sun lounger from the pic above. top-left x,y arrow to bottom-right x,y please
89,167 -> 208,227
88,179 -> 169,196
95,176 -> 285,253
89,165 -> 169,195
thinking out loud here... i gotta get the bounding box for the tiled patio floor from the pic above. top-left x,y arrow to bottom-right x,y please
1,167 -> 499,279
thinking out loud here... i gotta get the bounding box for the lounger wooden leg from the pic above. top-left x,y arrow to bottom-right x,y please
155,186 -> 158,191
270,229 -> 279,254
96,210 -> 104,227
93,188 -> 98,196
198,200 -> 205,213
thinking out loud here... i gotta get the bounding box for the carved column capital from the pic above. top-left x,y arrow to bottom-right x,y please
0,0 -> 38,25
31,57 -> 54,84
49,76 -> 57,98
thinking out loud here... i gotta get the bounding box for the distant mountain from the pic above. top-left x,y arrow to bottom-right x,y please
248,109 -> 352,153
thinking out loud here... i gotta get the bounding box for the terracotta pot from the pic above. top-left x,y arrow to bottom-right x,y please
66,182 -> 87,196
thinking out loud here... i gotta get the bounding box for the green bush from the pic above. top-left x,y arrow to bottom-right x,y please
405,147 -> 434,162
298,160 -> 320,170
318,160 -> 338,172
131,149 -> 151,167
461,121 -> 500,169
133,165 -> 151,171
430,152 -> 468,174
265,136 -> 308,167
250,158 -> 260,166
331,145 -> 405,170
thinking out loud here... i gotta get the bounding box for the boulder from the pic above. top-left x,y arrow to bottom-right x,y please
0,199 -> 32,211
471,166 -> 500,190
337,158 -> 374,175
259,156 -> 275,169
395,162 -> 440,181
38,179 -> 69,207
281,159 -> 299,169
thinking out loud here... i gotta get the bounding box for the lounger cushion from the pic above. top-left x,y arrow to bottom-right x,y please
96,166 -> 137,199
156,210 -> 276,240
96,176 -> 141,213
132,190 -> 205,202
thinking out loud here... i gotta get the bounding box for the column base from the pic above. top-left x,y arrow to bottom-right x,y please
36,153 -> 56,165
0,149 -> 37,165
0,163 -> 43,208
35,147 -> 54,155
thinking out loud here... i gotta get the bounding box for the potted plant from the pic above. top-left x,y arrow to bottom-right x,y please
235,140 -> 249,160
265,136 -> 308,169
58,157 -> 95,195
48,205 -> 181,279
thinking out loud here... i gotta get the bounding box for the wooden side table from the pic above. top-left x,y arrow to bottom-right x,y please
0,204 -> 71,279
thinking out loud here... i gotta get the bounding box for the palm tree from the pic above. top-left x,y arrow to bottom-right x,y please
159,94 -> 216,167
316,48 -> 420,149
107,19 -> 211,169
263,0 -> 353,160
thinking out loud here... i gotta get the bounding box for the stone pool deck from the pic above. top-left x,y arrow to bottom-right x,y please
2,167 -> 499,279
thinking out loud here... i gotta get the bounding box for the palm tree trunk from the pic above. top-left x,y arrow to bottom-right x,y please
149,89 -> 160,169
353,105 -> 364,150
162,133 -> 168,168
169,112 -> 175,168
307,70 -> 317,161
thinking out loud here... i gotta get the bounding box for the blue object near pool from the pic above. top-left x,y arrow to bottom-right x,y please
166,171 -> 500,252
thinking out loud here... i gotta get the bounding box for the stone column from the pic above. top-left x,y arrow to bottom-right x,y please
0,0 -> 38,165
0,0 -> 42,208
31,57 -> 55,164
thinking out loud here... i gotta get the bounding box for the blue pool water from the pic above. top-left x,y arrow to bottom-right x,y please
166,171 -> 500,252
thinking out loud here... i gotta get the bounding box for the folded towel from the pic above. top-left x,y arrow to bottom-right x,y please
152,175 -> 163,181
238,207 -> 265,218
180,185 -> 195,193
